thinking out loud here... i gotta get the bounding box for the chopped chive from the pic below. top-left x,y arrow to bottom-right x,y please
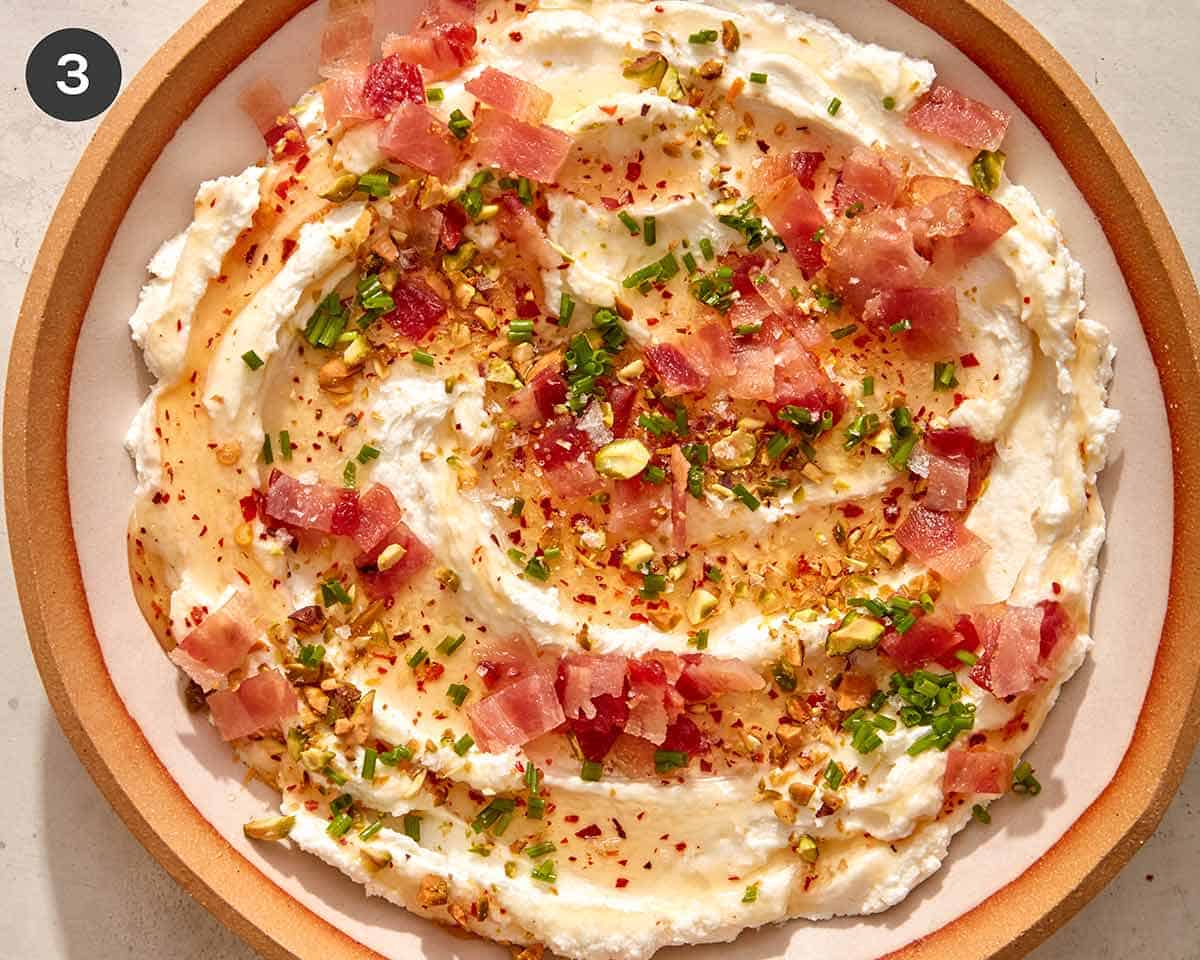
732,483 -> 760,511
517,177 -> 534,206
412,350 -> 435,367
704,565 -> 723,583
831,323 -> 858,340
699,237 -> 714,261
531,859 -> 557,883
453,733 -> 475,756
447,683 -> 470,707
426,87 -> 445,102
321,579 -> 352,607
242,350 -> 264,370
691,628 -> 709,650
688,28 -> 719,43
971,803 -> 991,824
509,497 -> 525,518
261,434 -> 274,465
298,644 -> 324,668
654,750 -> 688,773
356,171 -> 392,198
682,251 -> 698,274
618,210 -> 641,235
343,459 -> 357,488
643,215 -> 657,246
559,292 -> 576,326
327,813 -> 353,838
955,650 -> 979,666
407,647 -> 429,669
749,72 -> 768,84
526,795 -> 546,819
1012,761 -> 1042,796
361,748 -> 378,780
640,572 -> 667,599
824,760 -> 844,790
525,840 -> 557,859
403,813 -> 422,842
580,760 -> 603,781
380,744 -> 414,765
357,443 -> 380,463
644,464 -> 667,484
525,762 -> 541,794
323,764 -> 348,786
448,109 -> 471,139
437,633 -> 466,655
862,376 -> 875,397
359,819 -> 383,840
507,318 -> 535,344
276,430 -> 292,461
933,360 -> 958,391
828,96 -> 842,116
889,317 -> 912,334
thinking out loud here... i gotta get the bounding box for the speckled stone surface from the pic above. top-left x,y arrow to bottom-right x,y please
0,1 -> 1196,957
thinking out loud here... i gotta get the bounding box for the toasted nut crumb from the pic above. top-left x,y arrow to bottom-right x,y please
721,19 -> 741,51
788,781 -> 815,805
698,59 -> 724,80
772,799 -> 798,823
418,874 -> 450,907
215,441 -> 241,465
234,523 -> 254,547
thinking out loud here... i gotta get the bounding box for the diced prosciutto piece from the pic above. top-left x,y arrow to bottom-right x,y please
831,145 -> 906,215
471,109 -> 574,183
495,194 -> 561,269
382,0 -> 476,83
238,78 -> 306,158
357,521 -> 433,598
727,290 -> 775,334
475,633 -> 540,690
361,55 -> 426,117
645,343 -> 709,396
440,200 -> 467,250
382,277 -> 448,340
895,505 -> 989,581
943,748 -> 1013,797
923,427 -> 996,501
467,672 -> 566,753
674,654 -> 765,702
609,383 -> 638,436
558,653 -> 627,719
924,453 -> 971,512
758,178 -> 826,279
690,322 -> 737,382
170,605 -> 258,690
319,0 -> 375,81
465,67 -> 553,125
570,697 -> 631,763
967,605 -> 1045,699
669,445 -> 690,551
751,149 -> 825,195
662,714 -> 709,757
879,616 -> 975,673
379,102 -> 459,180
729,343 -> 776,401
906,176 -> 1016,274
323,74 -> 373,126
863,287 -> 960,360
908,85 -> 1012,152
508,359 -> 567,426
264,470 -> 360,536
352,485 -> 404,553
532,421 -> 604,500
624,658 -> 671,745
207,670 -> 299,742
771,339 -> 846,425
609,476 -> 666,538
824,209 -> 929,312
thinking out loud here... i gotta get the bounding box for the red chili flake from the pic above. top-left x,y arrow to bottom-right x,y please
1052,581 -> 1062,595
563,814 -> 580,823
574,593 -> 597,605
840,503 -> 864,519
281,237 -> 298,262
953,392 -> 965,407
599,104 -> 617,116
508,30 -> 523,41
624,161 -> 642,183
575,824 -> 602,839
674,842 -> 686,852
612,818 -> 627,839
615,878 -> 629,888
244,243 -> 259,265
960,352 -> 980,368
295,154 -> 310,173
239,494 -> 259,521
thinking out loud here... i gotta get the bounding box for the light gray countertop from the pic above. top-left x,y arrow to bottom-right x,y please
0,1 -> 1196,957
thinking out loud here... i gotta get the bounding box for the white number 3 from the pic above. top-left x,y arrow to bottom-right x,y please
56,52 -> 89,96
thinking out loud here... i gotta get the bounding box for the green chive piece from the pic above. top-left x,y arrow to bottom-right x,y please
971,803 -> 991,824
559,292 -> 576,326
412,350 -> 435,367
321,579 -> 351,607
357,444 -> 380,464
242,350 -> 264,370
955,650 -> 979,666
447,683 -> 469,707
356,171 -> 393,198
359,819 -> 384,840
828,96 -> 842,116
426,87 -> 445,102
525,840 -> 557,859
448,109 -> 471,139
517,177 -> 534,206
831,323 -> 858,340
699,237 -> 715,261
361,748 -> 378,780
298,644 -> 324,668
327,812 -> 353,838
261,434 -> 274,465
742,883 -> 759,903
403,813 -> 422,842
862,376 -> 875,397
343,459 -> 357,488
824,760 -> 844,790
453,734 -> 474,756
643,215 -> 657,246
654,750 -> 688,773
933,360 -> 958,391
732,483 -> 760,511
691,628 -> 709,650
688,28 -> 719,43
437,633 -> 466,655
407,647 -> 429,669
682,251 -> 698,274
278,430 -> 293,460
618,210 -> 641,235
749,72 -> 768,84
1012,761 -> 1042,796
531,859 -> 557,883
580,760 -> 603,781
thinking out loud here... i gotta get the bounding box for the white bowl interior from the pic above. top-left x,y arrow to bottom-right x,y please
64,1 -> 1172,957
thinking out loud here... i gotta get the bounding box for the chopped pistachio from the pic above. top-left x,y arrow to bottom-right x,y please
658,64 -> 687,102
623,51 -> 669,89
825,616 -> 885,655
342,334 -> 370,368
621,539 -> 655,571
486,358 -> 523,388
791,833 -> 820,863
300,748 -> 335,773
442,240 -> 477,273
436,568 -> 461,592
712,430 -> 757,469
594,438 -> 652,479
360,847 -> 393,869
243,815 -> 296,841
873,536 -> 905,566
737,417 -> 766,432
319,173 -> 359,202
377,543 -> 408,572
970,149 -> 1007,195
686,587 -> 719,625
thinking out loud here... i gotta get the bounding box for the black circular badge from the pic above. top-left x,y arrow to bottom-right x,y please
26,28 -> 121,122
